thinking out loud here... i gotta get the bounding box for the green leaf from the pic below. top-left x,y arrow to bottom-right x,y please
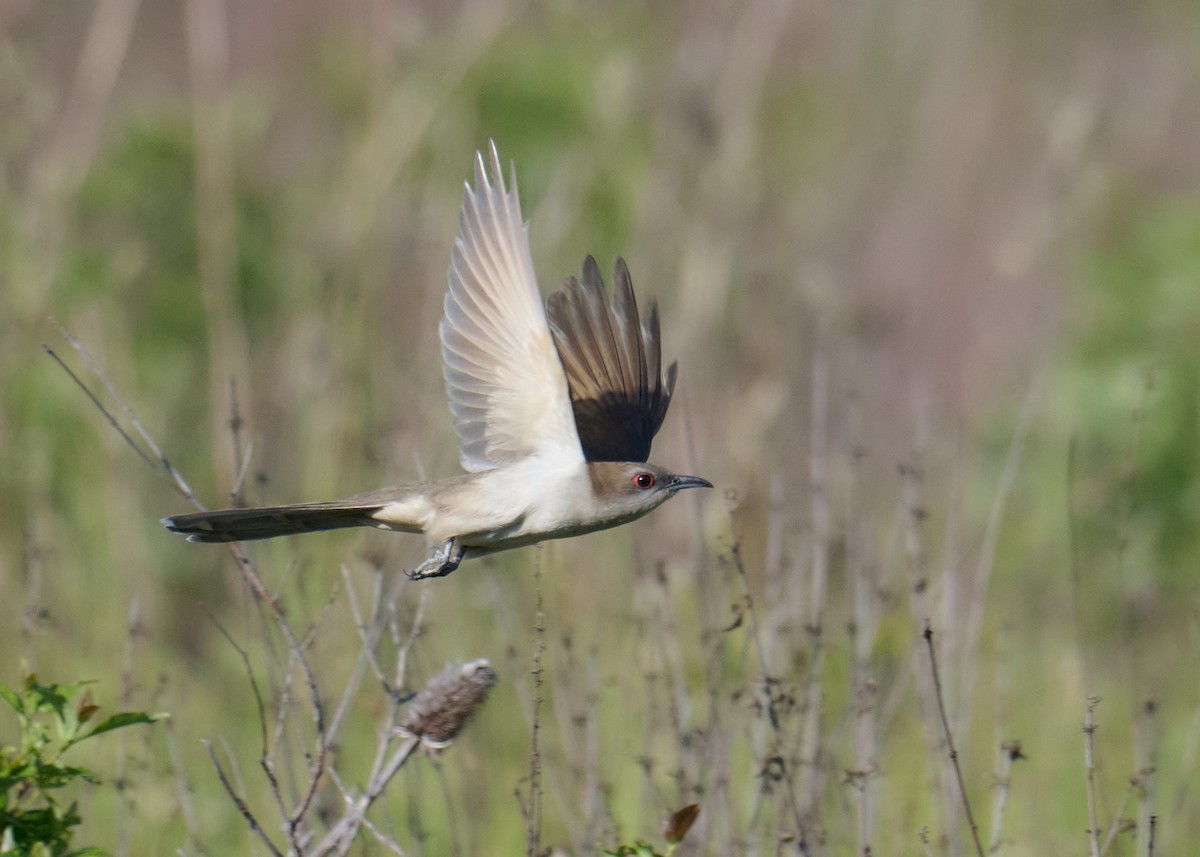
35,762 -> 93,790
63,711 -> 167,750
603,843 -> 659,857
24,680 -> 72,722
0,682 -> 22,715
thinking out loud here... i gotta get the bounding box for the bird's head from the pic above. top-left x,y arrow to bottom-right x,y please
586,461 -> 712,523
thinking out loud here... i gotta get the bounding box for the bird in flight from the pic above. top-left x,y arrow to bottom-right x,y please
163,143 -> 711,578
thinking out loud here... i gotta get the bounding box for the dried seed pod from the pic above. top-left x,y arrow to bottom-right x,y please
398,659 -> 497,748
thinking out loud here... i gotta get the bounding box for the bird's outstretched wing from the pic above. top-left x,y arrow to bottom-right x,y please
546,256 -> 677,463
440,142 -> 584,472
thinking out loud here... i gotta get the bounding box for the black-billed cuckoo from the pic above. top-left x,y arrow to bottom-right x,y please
163,143 -> 711,578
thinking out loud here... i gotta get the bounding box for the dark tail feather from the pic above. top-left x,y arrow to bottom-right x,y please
162,501 -> 387,543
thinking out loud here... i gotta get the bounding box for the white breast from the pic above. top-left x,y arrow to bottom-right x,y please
425,451 -> 595,548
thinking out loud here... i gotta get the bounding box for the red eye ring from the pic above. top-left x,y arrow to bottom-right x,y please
633,472 -> 656,490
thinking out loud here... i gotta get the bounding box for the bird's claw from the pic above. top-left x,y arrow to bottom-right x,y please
406,540 -> 465,580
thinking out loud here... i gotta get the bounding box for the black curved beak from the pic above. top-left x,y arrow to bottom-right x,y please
668,474 -> 713,491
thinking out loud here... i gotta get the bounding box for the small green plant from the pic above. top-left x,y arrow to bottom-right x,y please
604,804 -> 700,857
0,673 -> 166,856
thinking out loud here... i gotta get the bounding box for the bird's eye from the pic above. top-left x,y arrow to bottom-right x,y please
633,472 -> 656,490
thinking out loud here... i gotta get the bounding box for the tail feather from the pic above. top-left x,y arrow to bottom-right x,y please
163,500 -> 390,543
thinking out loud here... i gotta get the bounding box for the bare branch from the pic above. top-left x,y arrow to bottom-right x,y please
45,323 -> 202,505
923,622 -> 985,857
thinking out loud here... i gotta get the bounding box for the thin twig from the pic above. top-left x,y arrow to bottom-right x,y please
728,537 -> 811,854
218,736 -> 252,833
988,741 -> 1023,853
202,739 -> 283,857
799,350 -> 831,823
326,565 -> 387,748
357,812 -> 408,856
1168,700 -> 1200,830
525,553 -> 545,857
43,344 -> 156,470
218,545 -> 327,851
923,622 -> 985,857
1083,696 -> 1102,857
918,827 -> 935,857
903,459 -> 955,836
845,389 -> 877,857
1098,742 -> 1150,857
316,572 -> 427,854
162,693 -> 201,853
205,604 -> 294,828
308,736 -> 421,856
114,596 -> 141,857
1098,784 -> 1133,856
206,608 -> 271,754
392,579 -> 430,692
1133,699 -> 1157,857
46,324 -> 202,504
47,321 -> 332,848
340,563 -> 390,684
1065,437 -> 1094,693
228,377 -> 249,504
432,758 -> 463,857
955,373 -> 1045,805
1099,787 -> 1128,854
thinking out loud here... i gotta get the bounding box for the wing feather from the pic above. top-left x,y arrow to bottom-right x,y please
439,143 -> 583,472
546,256 -> 677,463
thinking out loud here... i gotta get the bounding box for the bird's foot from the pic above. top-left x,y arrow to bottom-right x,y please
406,539 -> 465,580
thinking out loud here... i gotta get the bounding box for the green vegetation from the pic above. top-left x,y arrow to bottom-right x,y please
604,804 -> 699,857
0,675 -> 164,856
3,1 -> 1200,855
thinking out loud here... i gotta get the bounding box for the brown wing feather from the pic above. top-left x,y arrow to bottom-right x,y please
546,256 -> 677,463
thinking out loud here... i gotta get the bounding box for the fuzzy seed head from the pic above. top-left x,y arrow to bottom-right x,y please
398,659 -> 497,748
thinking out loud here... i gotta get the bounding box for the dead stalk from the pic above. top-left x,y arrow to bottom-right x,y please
924,622 -> 986,857
1084,697 -> 1102,857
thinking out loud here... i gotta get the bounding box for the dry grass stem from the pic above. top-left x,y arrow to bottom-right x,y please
1099,788 -> 1135,856
919,826 -> 935,857
728,537 -> 810,853
988,740 -> 1024,854
524,556 -> 546,857
958,374 -> 1044,740
903,459 -> 955,836
923,622 -> 985,857
162,701 -> 202,853
1084,696 -> 1102,857
798,351 -> 831,828
185,0 -> 254,485
845,389 -> 877,857
1133,701 -> 1157,857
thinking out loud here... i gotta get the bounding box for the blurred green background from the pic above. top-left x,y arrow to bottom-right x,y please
3,0 -> 1200,854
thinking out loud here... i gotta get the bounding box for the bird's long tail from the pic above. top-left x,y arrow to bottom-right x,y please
163,498 -> 404,543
